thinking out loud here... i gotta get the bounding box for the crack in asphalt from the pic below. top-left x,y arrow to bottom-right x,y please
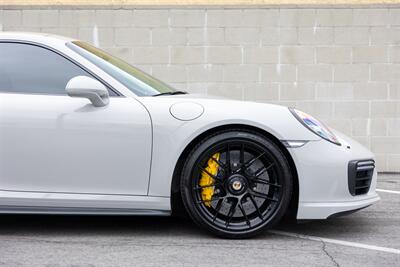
321,240 -> 340,267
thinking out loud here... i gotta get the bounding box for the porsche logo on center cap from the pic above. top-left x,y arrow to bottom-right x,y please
232,181 -> 242,191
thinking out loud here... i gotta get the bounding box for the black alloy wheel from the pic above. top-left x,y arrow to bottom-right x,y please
180,130 -> 293,238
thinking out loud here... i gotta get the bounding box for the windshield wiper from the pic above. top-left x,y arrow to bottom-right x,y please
152,91 -> 188,97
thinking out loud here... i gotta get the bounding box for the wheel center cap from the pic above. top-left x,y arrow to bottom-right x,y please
227,175 -> 247,195
232,180 -> 242,191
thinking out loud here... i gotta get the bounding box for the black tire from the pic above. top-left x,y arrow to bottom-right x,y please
180,129 -> 293,238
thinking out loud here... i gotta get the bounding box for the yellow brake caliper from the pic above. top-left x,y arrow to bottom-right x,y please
199,153 -> 220,207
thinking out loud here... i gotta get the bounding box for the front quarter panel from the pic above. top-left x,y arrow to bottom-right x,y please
139,97 -> 319,197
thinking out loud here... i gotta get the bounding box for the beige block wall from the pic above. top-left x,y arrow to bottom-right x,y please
2,1 -> 400,6
0,6 -> 399,172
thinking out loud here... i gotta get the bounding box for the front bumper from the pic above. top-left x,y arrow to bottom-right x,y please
287,131 -> 380,220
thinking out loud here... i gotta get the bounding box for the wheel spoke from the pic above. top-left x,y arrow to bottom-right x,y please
254,163 -> 274,177
226,144 -> 231,174
245,152 -> 266,168
252,179 -> 281,188
250,190 -> 278,202
196,196 -> 224,204
212,198 -> 224,222
238,203 -> 250,227
234,152 -> 266,174
226,199 -> 238,227
193,183 -> 220,191
197,165 -> 222,182
240,144 -> 245,165
248,194 -> 263,220
209,156 -> 226,169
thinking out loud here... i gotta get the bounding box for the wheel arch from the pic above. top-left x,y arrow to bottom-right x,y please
170,123 -> 299,220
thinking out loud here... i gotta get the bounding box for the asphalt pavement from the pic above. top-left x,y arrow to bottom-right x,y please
0,174 -> 399,266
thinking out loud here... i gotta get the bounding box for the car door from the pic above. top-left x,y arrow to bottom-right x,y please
0,42 -> 152,196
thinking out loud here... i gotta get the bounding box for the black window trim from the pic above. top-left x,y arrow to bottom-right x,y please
0,40 -> 123,97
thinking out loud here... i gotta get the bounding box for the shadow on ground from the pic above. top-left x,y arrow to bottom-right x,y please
0,213 -> 373,239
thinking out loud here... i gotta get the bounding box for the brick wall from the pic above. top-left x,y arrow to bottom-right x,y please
0,7 -> 399,172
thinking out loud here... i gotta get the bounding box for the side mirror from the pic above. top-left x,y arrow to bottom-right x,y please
66,76 -> 109,107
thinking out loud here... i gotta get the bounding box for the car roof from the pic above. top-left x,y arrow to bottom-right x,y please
0,32 -> 75,46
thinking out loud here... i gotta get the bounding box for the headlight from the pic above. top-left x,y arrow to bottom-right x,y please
289,108 -> 341,146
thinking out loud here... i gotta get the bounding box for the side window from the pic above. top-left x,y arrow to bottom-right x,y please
0,42 -> 116,96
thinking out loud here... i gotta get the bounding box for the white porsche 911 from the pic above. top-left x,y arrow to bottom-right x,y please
0,32 -> 379,238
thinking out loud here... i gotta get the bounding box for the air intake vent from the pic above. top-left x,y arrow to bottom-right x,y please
348,160 -> 375,196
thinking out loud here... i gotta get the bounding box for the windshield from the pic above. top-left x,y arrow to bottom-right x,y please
66,41 -> 176,96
